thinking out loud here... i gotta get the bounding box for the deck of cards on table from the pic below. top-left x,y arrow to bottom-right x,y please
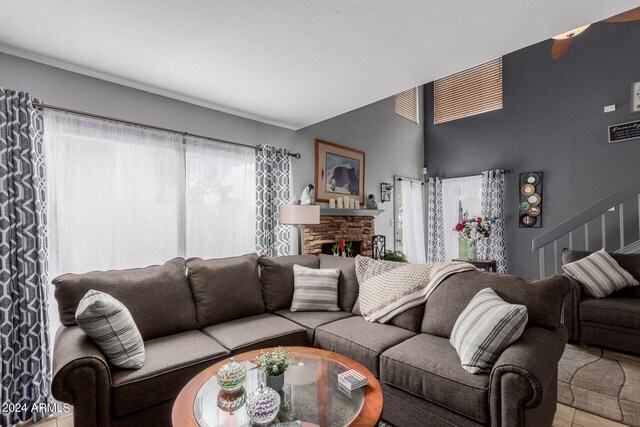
338,369 -> 368,390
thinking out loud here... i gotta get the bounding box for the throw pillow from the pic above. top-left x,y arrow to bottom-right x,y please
76,289 -> 145,369
562,248 -> 639,298
291,264 -> 341,312
450,288 -> 527,374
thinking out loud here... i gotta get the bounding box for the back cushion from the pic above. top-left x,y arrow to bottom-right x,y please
186,253 -> 264,327
318,254 -> 359,312
421,271 -> 569,338
258,255 -> 319,311
53,258 -> 196,341
562,249 -> 640,298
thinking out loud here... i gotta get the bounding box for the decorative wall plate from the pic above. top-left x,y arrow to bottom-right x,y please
519,201 -> 531,211
521,184 -> 536,196
520,213 -> 537,227
525,173 -> 540,185
527,193 -> 541,205
527,206 -> 541,217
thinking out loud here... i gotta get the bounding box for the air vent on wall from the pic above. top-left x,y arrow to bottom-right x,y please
434,57 -> 502,124
395,87 -> 419,124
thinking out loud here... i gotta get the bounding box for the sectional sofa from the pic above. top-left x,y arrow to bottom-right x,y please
51,253 -> 569,427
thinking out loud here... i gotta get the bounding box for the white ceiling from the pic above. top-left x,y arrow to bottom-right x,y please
1,1 -> 638,130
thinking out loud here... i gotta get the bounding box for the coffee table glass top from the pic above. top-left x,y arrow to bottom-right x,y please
194,352 -> 365,427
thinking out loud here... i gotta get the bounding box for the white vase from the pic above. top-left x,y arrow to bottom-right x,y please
468,240 -> 478,260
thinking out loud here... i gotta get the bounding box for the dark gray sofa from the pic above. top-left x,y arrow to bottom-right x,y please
52,253 -> 569,427
561,249 -> 640,355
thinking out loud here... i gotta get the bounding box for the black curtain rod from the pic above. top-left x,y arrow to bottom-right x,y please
436,169 -> 513,179
31,102 -> 302,159
396,177 -> 425,185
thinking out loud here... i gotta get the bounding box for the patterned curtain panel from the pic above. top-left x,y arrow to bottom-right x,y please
256,145 -> 291,256
478,169 -> 507,273
426,177 -> 445,263
0,88 -> 51,425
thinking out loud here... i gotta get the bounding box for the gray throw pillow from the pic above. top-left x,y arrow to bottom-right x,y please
562,248 -> 639,298
291,264 -> 341,312
76,289 -> 145,369
450,288 -> 527,374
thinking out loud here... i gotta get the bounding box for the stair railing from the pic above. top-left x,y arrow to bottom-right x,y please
532,176 -> 640,277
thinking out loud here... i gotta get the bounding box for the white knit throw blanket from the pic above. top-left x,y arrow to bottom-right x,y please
355,256 -> 476,323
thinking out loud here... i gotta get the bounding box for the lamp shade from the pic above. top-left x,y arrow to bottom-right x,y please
278,204 -> 320,225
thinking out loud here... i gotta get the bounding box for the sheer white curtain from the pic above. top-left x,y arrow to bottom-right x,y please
399,179 -> 426,263
185,136 -> 255,258
441,175 -> 482,261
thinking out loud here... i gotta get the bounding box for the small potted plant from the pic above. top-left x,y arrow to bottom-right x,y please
256,347 -> 292,392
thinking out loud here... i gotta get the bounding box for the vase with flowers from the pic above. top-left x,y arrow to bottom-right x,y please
453,212 -> 500,260
256,347 -> 292,392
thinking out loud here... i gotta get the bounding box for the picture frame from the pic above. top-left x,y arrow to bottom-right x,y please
380,183 -> 393,203
314,139 -> 365,204
632,81 -> 640,114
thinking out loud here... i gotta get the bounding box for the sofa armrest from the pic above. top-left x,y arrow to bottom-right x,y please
52,326 -> 112,427
489,325 -> 568,427
563,275 -> 582,342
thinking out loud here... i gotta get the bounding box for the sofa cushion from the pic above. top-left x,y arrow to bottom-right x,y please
562,249 -> 638,298
291,264 -> 341,312
259,255 -> 320,311
318,254 -> 359,312
186,254 -> 265,328
450,288 -> 527,374
274,309 -> 353,342
580,296 -> 640,330
53,258 -> 196,341
202,313 -> 308,353
352,298 -> 425,332
380,334 -> 490,423
76,290 -> 145,369
563,249 -> 640,284
422,271 -> 568,337
111,330 -> 228,416
314,316 -> 415,377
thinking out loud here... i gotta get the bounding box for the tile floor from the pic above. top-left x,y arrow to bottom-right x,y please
12,403 -> 629,427
554,403 -> 629,427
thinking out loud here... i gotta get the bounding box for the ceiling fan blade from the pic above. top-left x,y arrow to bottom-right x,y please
602,7 -> 640,23
551,37 -> 572,60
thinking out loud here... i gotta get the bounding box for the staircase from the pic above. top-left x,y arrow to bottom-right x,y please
532,176 -> 640,277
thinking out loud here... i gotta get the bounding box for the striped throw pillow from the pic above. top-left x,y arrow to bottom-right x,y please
562,249 -> 639,298
291,264 -> 341,312
450,288 -> 528,374
76,290 -> 145,369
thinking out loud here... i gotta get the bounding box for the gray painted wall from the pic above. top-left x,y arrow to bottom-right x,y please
0,52 -> 424,255
294,90 -> 425,252
424,22 -> 640,279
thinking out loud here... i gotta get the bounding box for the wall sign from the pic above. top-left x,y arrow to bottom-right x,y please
608,120 -> 640,143
632,81 -> 640,113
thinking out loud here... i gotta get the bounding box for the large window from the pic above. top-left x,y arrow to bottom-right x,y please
441,176 -> 482,260
44,111 -> 256,333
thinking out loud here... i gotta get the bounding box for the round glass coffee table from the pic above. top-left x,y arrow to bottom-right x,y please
172,347 -> 382,427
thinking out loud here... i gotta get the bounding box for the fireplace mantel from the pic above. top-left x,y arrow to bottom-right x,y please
319,208 -> 383,217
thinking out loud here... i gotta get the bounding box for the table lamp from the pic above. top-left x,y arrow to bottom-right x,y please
278,204 -> 320,255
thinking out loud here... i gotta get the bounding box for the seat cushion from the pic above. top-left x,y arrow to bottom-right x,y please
380,334 -> 490,423
580,297 -> 640,329
314,316 -> 415,377
318,254 -> 359,312
275,309 -> 353,342
202,314 -> 308,353
53,257 -> 196,341
186,254 -> 265,328
258,255 -> 320,311
111,330 -> 228,416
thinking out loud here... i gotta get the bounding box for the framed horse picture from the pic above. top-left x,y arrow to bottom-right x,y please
314,139 -> 365,204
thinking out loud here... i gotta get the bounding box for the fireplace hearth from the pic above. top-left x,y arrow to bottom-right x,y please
301,215 -> 375,257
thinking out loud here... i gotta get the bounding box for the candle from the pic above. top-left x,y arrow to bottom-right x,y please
343,196 -> 350,209
355,201 -> 360,209
337,198 -> 343,209
350,198 -> 355,209
329,198 -> 336,208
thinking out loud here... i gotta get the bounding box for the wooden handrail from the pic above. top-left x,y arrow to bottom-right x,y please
532,176 -> 640,251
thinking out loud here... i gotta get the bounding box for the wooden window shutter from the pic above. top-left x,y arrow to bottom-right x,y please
395,87 -> 419,124
434,58 -> 503,124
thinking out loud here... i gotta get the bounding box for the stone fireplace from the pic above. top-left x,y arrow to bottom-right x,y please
301,215 -> 375,257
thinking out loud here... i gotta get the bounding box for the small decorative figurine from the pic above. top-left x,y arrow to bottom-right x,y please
366,194 -> 378,209
299,184 -> 315,205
